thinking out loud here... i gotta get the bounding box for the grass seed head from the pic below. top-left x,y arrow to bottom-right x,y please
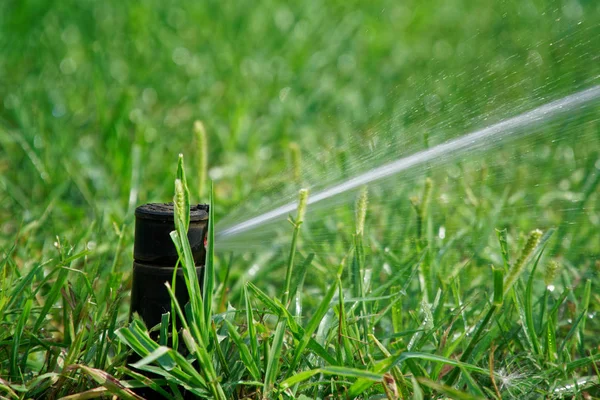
174,179 -> 186,223
288,142 -> 302,182
504,229 -> 543,294
297,188 -> 309,224
518,229 -> 543,265
422,177 -> 433,216
193,120 -> 208,199
355,186 -> 368,236
544,260 -> 560,287
193,120 -> 205,135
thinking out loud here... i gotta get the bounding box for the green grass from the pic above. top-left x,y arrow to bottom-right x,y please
1,0 -> 600,398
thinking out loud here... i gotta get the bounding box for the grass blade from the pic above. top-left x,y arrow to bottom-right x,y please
417,377 -> 484,400
495,228 -> 510,271
286,277 -> 338,376
203,182 -> 216,330
282,188 -> 309,307
263,318 -> 287,399
244,285 -> 260,367
169,229 -> 204,340
281,366 -> 383,389
224,319 -> 261,381
492,267 -> 503,306
69,365 -> 144,400
10,297 -> 32,378
159,312 -> 170,346
524,250 -> 544,355
578,279 -> 592,353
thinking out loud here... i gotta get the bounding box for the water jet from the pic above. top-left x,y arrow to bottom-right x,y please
218,85 -> 600,241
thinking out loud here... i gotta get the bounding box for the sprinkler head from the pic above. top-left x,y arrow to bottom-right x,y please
129,203 -> 208,399
130,202 -> 209,332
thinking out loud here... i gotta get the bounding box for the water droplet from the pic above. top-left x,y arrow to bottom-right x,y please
383,263 -> 392,274
275,7 -> 294,31
60,58 -> 77,75
142,88 -> 157,106
52,104 -> 66,118
61,25 -> 80,45
562,1 -> 583,19
248,264 -> 260,277
172,47 -> 190,66
110,59 -> 129,82
438,226 -> 446,239
129,109 -> 143,124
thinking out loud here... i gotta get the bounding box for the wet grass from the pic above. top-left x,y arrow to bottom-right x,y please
1,0 -> 600,398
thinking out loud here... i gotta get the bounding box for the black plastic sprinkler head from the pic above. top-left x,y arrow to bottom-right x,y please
129,203 -> 208,399
130,202 -> 209,331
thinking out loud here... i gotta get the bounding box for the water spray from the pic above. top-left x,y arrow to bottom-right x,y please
218,85 -> 600,239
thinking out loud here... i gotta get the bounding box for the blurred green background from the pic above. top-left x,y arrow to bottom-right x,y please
2,0 -> 599,225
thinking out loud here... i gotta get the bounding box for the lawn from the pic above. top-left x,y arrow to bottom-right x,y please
1,0 -> 600,398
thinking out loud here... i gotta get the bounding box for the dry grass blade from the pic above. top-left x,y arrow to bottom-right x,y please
67,365 -> 144,400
